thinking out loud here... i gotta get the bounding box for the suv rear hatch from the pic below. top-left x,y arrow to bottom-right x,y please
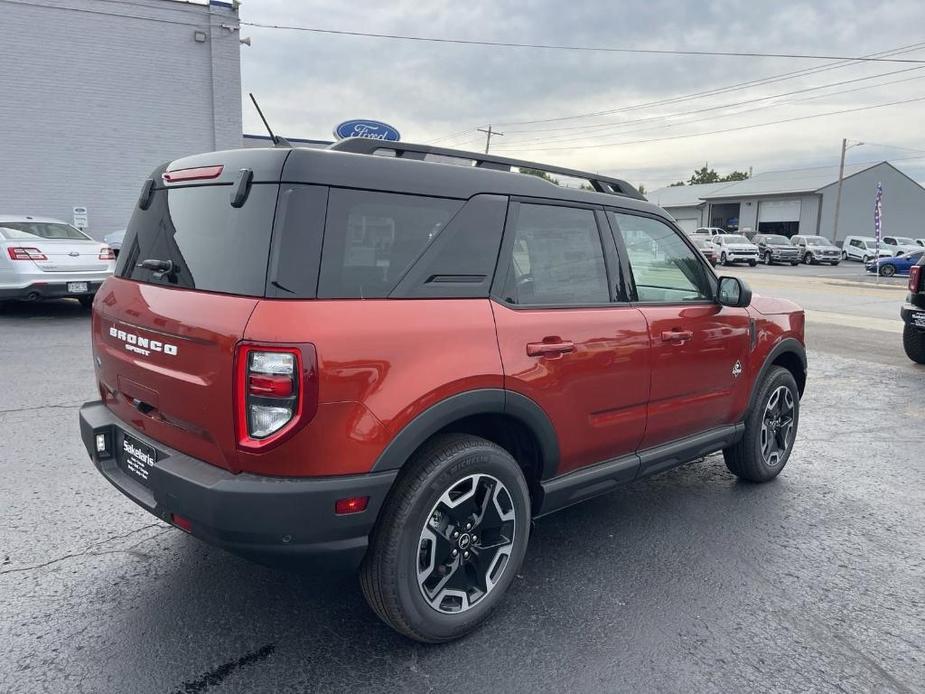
93,149 -> 289,472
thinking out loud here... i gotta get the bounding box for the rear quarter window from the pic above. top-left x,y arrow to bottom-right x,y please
317,189 -> 463,298
117,183 -> 278,297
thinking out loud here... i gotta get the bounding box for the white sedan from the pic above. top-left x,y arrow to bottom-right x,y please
0,216 -> 115,307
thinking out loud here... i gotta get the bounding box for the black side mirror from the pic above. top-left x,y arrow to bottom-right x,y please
717,276 -> 752,307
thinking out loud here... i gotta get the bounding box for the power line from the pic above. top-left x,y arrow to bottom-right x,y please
425,41 -> 925,141
240,21 -> 925,64
496,70 -> 925,149
500,64 -> 925,142
492,95 -> 925,153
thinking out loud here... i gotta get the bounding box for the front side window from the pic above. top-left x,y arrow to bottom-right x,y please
610,212 -> 713,303
318,190 -> 462,298
500,203 -> 609,306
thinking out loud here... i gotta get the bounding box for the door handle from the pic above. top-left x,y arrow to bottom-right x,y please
526,340 -> 575,357
661,330 -> 693,344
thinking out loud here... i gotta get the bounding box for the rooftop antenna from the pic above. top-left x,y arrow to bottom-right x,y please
249,93 -> 291,148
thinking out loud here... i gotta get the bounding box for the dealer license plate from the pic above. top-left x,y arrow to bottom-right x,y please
119,432 -> 158,485
67,282 -> 89,293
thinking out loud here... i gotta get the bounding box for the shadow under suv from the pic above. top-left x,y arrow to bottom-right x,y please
79,140 -> 807,642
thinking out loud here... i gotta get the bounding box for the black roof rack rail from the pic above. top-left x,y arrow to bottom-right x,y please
327,139 -> 646,200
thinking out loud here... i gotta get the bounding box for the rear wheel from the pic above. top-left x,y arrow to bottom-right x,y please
724,366 -> 799,482
360,434 -> 530,643
903,324 -> 925,364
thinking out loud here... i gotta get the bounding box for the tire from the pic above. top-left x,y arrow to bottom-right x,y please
723,366 -> 799,483
879,264 -> 896,277
862,254 -> 871,263
830,262 -> 840,266
903,324 -> 925,364
762,251 -> 772,265
748,260 -> 757,267
790,262 -> 799,266
802,252 -> 811,265
77,295 -> 94,309
841,250 -> 848,261
720,252 -> 728,266
360,433 -> 530,643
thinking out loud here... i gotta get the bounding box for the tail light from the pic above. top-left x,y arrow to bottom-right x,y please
7,247 -> 47,261
234,344 -> 318,451
99,247 -> 116,260
910,265 -> 922,293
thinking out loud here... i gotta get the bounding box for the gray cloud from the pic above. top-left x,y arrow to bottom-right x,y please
240,0 -> 925,188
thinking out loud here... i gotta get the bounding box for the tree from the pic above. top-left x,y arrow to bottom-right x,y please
689,165 -> 720,185
519,167 -> 559,186
636,183 -> 646,195
668,181 -> 686,187
720,170 -> 749,182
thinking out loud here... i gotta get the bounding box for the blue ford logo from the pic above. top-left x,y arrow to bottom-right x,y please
334,119 -> 401,142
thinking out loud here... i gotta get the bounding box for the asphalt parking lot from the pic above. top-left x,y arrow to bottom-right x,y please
1,274 -> 923,693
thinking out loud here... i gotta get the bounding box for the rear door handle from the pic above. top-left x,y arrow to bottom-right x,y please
661,330 -> 693,344
526,340 -> 575,357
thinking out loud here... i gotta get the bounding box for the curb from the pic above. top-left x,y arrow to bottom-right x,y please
822,279 -> 907,291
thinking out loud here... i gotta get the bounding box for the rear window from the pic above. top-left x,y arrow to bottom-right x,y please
117,184 -> 278,297
317,189 -> 462,298
0,222 -> 90,240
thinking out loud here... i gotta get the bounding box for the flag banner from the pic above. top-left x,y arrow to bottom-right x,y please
874,182 -> 883,242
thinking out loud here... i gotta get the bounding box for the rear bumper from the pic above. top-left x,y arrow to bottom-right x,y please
0,279 -> 105,300
901,304 -> 925,331
79,401 -> 397,569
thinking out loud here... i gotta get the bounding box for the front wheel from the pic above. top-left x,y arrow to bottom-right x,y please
748,259 -> 757,267
790,261 -> 800,266
360,434 -> 530,643
903,324 -> 925,364
762,251 -> 772,265
879,264 -> 896,277
830,262 -> 840,266
842,250 -> 848,261
720,252 -> 728,266
724,366 -> 799,482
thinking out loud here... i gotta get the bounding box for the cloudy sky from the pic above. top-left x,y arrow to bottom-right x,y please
238,0 -> 925,190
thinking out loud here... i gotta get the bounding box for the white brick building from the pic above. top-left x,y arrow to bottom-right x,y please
0,0 -> 242,237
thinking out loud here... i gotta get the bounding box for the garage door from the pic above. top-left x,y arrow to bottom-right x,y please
674,218 -> 699,234
758,199 -> 801,223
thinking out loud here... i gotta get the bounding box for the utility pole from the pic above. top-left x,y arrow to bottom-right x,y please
833,138 -> 864,243
478,125 -> 503,154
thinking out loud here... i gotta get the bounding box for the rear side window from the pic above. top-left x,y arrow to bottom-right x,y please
0,222 -> 91,240
500,203 -> 609,306
318,189 -> 462,298
118,184 -> 278,297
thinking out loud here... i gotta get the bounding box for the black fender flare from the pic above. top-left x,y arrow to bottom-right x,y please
747,337 -> 807,413
369,389 -> 560,479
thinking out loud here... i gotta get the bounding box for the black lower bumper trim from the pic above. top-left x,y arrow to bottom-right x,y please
0,281 -> 104,300
79,401 -> 397,569
901,304 -> 925,331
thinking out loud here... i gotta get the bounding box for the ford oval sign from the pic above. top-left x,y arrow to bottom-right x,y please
334,119 -> 401,142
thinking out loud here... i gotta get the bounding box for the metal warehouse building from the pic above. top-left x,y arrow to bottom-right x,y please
0,0 -> 242,237
648,162 -> 925,243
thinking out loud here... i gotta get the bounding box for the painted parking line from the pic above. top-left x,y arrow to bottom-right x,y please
803,309 -> 903,334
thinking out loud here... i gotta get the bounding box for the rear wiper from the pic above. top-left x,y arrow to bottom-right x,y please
137,258 -> 178,280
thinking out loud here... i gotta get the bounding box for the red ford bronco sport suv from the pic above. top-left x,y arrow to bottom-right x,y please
79,140 -> 806,642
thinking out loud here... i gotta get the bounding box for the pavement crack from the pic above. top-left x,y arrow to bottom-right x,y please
0,522 -> 169,575
0,402 -> 85,415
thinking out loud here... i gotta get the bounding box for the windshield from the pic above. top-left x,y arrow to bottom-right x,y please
804,237 -> 832,246
722,235 -> 749,243
0,222 -> 92,241
764,235 -> 790,244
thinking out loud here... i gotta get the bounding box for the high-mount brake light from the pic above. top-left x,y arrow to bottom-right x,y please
99,247 -> 116,260
234,344 -> 318,451
7,247 -> 47,261
161,165 -> 224,183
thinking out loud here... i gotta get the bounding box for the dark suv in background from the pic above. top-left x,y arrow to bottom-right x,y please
79,140 -> 806,642
902,253 -> 925,363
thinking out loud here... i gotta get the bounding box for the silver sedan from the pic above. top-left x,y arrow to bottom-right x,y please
0,216 -> 116,307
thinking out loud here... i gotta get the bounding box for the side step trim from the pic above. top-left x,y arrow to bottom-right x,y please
536,423 -> 744,517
